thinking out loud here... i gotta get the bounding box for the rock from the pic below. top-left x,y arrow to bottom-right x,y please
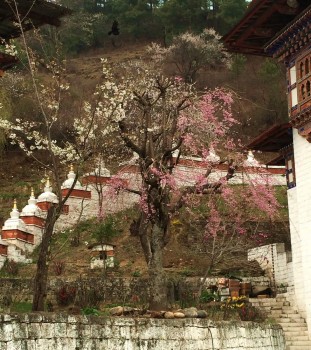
123,306 -> 134,315
109,306 -> 123,316
174,312 -> 185,318
183,307 -> 198,318
164,312 -> 175,319
197,310 -> 208,318
149,311 -> 165,318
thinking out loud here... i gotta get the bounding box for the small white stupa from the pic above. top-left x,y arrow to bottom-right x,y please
62,165 -> 83,189
205,148 -> 220,163
37,178 -> 59,204
91,159 -> 111,177
2,199 -> 28,231
21,188 -> 42,217
244,150 -> 260,167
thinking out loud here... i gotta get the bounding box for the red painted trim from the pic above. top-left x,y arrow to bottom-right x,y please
61,188 -> 91,199
1,229 -> 34,244
264,167 -> 285,175
82,175 -> 111,185
36,202 -> 51,211
21,216 -> 45,227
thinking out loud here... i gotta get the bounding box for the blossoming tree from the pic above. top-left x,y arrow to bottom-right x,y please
147,29 -> 230,83
0,0 -> 128,310
85,62 -> 279,310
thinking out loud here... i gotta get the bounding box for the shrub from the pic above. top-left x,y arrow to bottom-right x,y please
132,270 -> 141,277
238,303 -> 267,322
1,260 -> 19,276
200,290 -> 219,303
56,285 -> 76,306
53,261 -> 65,276
81,307 -> 100,316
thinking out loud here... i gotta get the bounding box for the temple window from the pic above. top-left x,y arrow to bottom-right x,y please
307,81 -> 311,97
291,87 -> 298,106
290,65 -> 296,85
285,155 -> 296,189
301,84 -> 306,99
306,58 -> 310,74
300,62 -> 304,78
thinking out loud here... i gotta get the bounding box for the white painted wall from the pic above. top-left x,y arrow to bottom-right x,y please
248,243 -> 293,289
290,129 -> 311,332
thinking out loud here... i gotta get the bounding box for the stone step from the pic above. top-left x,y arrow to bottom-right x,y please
275,317 -> 305,323
277,313 -> 305,319
279,323 -> 308,329
285,331 -> 309,337
270,310 -> 283,316
282,306 -> 299,313
252,302 -> 285,309
286,340 -> 311,347
249,298 -> 277,304
285,335 -> 310,341
250,296 -> 310,349
270,305 -> 283,310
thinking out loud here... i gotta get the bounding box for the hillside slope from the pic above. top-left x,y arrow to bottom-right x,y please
0,43 -> 290,281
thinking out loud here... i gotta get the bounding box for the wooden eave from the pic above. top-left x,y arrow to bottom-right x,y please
265,154 -> 285,166
246,123 -> 292,152
265,4 -> 311,58
0,0 -> 71,40
223,0 -> 310,56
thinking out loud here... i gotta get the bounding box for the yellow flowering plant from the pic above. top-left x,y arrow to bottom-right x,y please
221,296 -> 247,310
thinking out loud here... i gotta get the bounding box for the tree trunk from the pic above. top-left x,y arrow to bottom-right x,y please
148,224 -> 168,310
32,205 -> 58,311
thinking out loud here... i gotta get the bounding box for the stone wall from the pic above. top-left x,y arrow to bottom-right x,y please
0,276 -> 200,310
0,313 -> 285,350
248,243 -> 293,291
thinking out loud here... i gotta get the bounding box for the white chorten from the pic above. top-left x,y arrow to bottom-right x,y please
61,165 -> 83,189
206,148 -> 220,163
3,200 -> 28,231
37,178 -> 59,204
89,158 -> 111,177
21,188 -> 42,217
244,150 -> 260,167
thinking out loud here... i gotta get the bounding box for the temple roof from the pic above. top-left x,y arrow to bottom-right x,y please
223,0 -> 311,56
0,0 -> 71,40
246,123 -> 293,152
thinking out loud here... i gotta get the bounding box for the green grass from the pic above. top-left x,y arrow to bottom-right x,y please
10,302 -> 32,313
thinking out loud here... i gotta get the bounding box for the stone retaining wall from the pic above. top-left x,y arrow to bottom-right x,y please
0,313 -> 285,350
